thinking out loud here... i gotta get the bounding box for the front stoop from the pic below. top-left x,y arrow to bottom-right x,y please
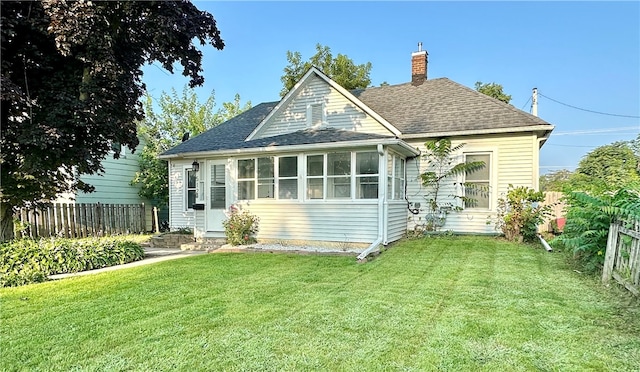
150,234 -> 194,249
181,238 -> 227,252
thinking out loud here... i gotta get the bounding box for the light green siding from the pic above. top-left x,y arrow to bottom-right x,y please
74,142 -> 148,205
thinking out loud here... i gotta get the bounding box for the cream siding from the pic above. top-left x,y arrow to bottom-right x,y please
254,75 -> 394,139
387,201 -> 408,242
405,133 -> 538,234
237,201 -> 379,243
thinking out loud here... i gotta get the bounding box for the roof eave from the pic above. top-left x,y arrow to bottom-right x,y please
159,138 -> 420,160
400,124 -> 555,139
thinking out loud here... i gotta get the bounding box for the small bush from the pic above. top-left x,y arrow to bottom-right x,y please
0,236 -> 145,287
493,185 -> 551,243
222,206 -> 259,246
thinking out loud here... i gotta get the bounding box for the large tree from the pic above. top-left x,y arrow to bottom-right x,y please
0,1 -> 224,241
280,43 -> 372,97
132,87 -> 251,205
568,140 -> 640,194
475,81 -> 512,104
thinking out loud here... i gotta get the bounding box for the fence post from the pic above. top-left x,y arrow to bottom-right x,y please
602,221 -> 619,285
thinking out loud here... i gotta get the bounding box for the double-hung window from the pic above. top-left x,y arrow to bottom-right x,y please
464,153 -> 491,209
306,155 -> 325,199
355,152 -> 379,199
327,152 -> 351,199
238,159 -> 256,200
237,156 -> 299,200
305,151 -> 379,200
278,156 -> 298,199
185,168 -> 197,210
387,155 -> 405,200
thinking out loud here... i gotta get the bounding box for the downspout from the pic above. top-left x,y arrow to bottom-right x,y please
357,144 -> 386,262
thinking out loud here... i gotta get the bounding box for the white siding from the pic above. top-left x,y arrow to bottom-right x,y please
168,159 -> 196,230
239,201 -> 379,244
254,75 -> 393,139
387,201 -> 408,243
405,133 -> 538,234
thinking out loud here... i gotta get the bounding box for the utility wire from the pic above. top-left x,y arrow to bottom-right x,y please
520,96 -> 531,111
538,92 -> 640,118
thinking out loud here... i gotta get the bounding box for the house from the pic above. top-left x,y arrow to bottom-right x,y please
160,46 -> 554,257
57,140 -> 149,205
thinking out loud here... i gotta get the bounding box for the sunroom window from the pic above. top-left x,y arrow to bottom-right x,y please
387,155 -> 405,200
327,152 -> 351,199
306,155 -> 324,199
278,156 -> 298,199
355,152 -> 379,199
237,156 -> 299,200
257,157 -> 274,198
237,159 -> 255,200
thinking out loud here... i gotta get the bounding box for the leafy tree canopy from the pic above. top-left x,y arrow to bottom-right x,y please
132,87 -> 251,206
568,140 -> 640,194
280,43 -> 372,97
0,1 -> 224,240
475,81 -> 512,104
539,169 -> 573,192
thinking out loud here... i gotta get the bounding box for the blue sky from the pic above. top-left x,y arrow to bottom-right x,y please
142,1 -> 640,173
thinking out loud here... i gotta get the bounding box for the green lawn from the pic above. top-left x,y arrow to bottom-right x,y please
2,236 -> 639,371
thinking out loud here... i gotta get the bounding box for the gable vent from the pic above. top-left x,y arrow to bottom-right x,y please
308,103 -> 323,127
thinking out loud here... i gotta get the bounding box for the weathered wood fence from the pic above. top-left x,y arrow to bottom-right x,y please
603,219 -> 640,296
14,203 -> 147,239
539,191 -> 566,233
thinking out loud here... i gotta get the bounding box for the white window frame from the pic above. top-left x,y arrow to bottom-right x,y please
236,156 -> 300,201
304,151 -> 380,201
387,153 -> 406,200
184,167 -> 197,211
355,151 -> 379,199
463,151 -> 493,210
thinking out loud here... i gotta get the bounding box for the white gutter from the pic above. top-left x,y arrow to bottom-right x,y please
400,125 -> 555,139
159,137 -> 420,160
357,144 -> 386,262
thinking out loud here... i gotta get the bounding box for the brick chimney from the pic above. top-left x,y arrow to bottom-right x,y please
411,42 -> 428,86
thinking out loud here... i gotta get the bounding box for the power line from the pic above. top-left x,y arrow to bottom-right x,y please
520,96 -> 531,111
552,126 -> 639,136
546,144 -> 599,148
538,92 -> 640,118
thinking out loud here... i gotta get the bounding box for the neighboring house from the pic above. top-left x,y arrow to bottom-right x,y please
57,140 -> 148,205
160,46 -> 554,257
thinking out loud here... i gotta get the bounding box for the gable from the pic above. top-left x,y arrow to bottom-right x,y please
251,72 -> 398,140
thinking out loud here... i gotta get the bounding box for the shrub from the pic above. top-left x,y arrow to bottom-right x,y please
0,236 -> 145,287
493,185 -> 550,243
222,206 -> 259,246
552,187 -> 640,273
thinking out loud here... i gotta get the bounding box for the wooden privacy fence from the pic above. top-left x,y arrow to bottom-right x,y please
603,219 -> 640,296
539,191 -> 566,233
14,203 -> 147,239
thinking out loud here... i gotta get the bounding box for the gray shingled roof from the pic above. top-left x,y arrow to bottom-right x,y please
162,102 -> 393,156
163,76 -> 553,156
352,78 -> 551,134
163,102 -> 277,156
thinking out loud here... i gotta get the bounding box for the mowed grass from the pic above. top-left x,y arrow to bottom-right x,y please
2,236 -> 639,371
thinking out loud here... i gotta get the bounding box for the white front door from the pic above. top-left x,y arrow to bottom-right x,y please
206,160 -> 227,232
